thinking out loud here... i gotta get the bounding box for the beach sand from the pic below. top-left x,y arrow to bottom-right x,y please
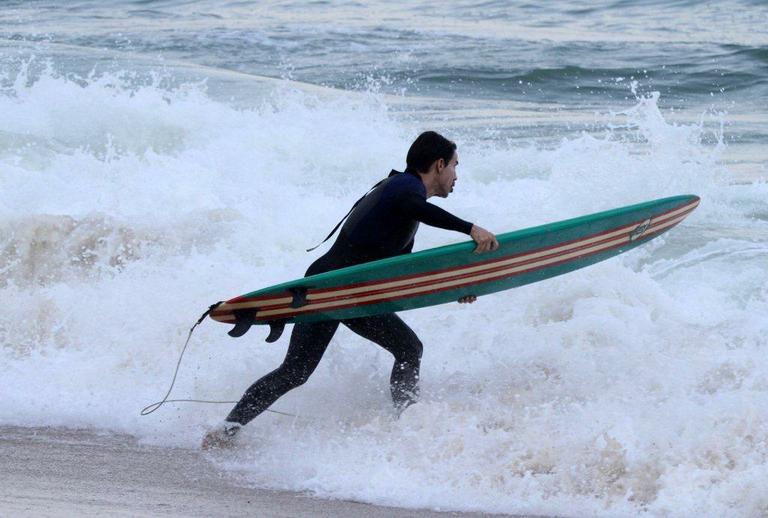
0,426 -> 535,517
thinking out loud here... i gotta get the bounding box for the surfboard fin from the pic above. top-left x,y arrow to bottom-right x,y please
228,309 -> 256,337
227,310 -> 286,343
265,321 -> 286,343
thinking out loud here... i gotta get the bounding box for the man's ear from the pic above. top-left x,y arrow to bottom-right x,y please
436,158 -> 445,173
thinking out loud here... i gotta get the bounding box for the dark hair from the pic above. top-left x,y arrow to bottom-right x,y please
405,131 -> 456,174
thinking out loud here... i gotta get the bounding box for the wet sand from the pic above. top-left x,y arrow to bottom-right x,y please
0,426 -> 536,517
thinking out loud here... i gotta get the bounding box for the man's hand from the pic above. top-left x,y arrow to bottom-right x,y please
458,295 -> 477,304
470,225 -> 499,254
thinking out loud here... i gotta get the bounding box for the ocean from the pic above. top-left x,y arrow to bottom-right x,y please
1,1 -> 767,516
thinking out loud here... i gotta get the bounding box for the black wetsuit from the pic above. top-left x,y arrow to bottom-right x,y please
226,170 -> 473,425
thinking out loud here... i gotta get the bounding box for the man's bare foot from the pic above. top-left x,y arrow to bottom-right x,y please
201,422 -> 241,450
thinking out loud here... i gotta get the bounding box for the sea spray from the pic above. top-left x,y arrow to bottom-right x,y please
1,65 -> 766,517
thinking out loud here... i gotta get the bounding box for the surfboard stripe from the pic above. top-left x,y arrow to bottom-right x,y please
212,199 -> 696,323
216,198 -> 698,315
211,207 -> 694,322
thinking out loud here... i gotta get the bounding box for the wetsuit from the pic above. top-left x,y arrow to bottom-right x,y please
226,170 -> 473,425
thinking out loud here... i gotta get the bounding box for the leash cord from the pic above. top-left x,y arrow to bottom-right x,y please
140,305 -> 297,419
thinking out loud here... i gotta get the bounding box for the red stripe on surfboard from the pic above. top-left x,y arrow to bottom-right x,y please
241,210 -> 691,321
210,201 -> 698,320
219,198 -> 699,312
210,203 -> 696,321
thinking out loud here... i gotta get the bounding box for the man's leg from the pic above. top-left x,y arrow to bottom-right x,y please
203,320 -> 338,448
226,320 -> 340,425
343,314 -> 423,410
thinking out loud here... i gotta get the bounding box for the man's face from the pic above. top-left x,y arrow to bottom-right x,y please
436,151 -> 458,198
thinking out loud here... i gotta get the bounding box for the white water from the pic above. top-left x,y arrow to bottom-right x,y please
1,66 -> 767,517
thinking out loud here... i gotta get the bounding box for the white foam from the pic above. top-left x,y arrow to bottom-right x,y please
1,67 -> 766,517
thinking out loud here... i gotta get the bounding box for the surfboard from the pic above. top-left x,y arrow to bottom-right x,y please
210,194 -> 699,341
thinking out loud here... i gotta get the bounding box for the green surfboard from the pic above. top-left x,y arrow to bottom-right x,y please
210,195 -> 699,341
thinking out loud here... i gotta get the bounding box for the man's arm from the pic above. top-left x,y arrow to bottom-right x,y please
396,191 -> 499,253
396,191 -> 473,234
396,191 -> 499,305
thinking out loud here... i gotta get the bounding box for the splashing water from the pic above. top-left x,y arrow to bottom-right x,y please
1,62 -> 767,518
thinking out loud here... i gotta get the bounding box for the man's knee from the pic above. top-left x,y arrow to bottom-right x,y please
278,363 -> 315,388
413,336 -> 423,359
400,333 -> 423,365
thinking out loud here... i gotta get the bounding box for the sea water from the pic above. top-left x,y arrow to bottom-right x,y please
1,1 -> 767,516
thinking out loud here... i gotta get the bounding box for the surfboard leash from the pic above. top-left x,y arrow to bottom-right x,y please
140,302 -> 298,419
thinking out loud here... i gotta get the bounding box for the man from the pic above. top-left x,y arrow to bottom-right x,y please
203,131 -> 498,449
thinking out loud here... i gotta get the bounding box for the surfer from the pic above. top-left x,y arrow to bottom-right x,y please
203,131 -> 498,449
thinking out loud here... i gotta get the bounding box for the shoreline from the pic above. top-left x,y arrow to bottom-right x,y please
0,425 -> 536,517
